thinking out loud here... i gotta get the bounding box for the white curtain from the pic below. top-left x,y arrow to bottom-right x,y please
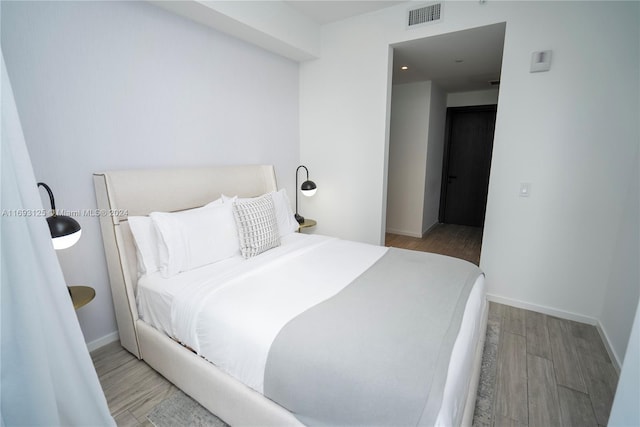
1,50 -> 114,425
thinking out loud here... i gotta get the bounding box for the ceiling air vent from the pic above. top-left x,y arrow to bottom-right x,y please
407,3 -> 442,28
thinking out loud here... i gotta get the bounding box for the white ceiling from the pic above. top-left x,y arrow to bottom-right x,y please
392,22 -> 506,92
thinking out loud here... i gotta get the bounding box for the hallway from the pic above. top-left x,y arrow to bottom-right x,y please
386,223 -> 482,265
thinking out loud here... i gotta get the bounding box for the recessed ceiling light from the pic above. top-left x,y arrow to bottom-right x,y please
401,66 -> 409,70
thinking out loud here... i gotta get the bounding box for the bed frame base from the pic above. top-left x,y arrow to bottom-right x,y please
137,321 -> 303,426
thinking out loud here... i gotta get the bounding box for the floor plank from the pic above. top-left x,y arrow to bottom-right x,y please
91,341 -> 133,376
503,305 -> 526,336
547,317 -> 588,393
557,386 -> 598,427
571,321 -> 611,363
493,415 -> 528,427
112,410 -> 140,427
578,353 -> 618,425
102,359 -> 174,418
526,354 -> 561,427
495,332 -> 528,424
525,310 -> 552,360
92,343 -> 177,426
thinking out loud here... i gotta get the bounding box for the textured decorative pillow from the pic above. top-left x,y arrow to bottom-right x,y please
222,189 -> 298,237
233,194 -> 280,259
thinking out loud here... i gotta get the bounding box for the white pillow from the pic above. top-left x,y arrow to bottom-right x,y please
128,216 -> 161,277
272,189 -> 299,236
232,193 -> 280,259
150,199 -> 239,278
223,189 -> 298,237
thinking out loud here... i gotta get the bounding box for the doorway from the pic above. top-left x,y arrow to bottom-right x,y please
385,22 -> 505,251
439,104 -> 496,227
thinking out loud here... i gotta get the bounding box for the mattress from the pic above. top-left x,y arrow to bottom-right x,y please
137,233 -> 486,426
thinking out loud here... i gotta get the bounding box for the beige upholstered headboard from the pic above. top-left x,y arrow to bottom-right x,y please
93,165 -> 278,357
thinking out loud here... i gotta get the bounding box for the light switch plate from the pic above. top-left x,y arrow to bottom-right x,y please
519,182 -> 531,197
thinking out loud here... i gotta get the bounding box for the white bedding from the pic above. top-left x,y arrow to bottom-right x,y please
137,233 -> 486,425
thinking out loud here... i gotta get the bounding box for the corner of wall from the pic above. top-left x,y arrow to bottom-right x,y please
87,331 -> 119,352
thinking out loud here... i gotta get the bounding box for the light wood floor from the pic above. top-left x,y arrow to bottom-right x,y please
92,224 -> 618,426
91,342 -> 176,426
386,223 -> 618,426
385,223 -> 483,265
482,303 -> 618,427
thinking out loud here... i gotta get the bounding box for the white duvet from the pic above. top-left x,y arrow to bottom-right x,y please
138,234 -> 387,392
137,233 -> 486,425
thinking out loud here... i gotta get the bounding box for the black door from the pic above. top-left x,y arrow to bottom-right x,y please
439,105 -> 496,227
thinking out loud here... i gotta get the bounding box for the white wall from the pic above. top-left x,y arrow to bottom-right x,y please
608,300 -> 640,426
1,1 -> 299,346
422,82 -> 447,233
299,12 -> 393,244
386,79 -> 446,238
479,2 -> 639,358
386,82 -> 430,237
299,0 -> 639,366
447,88 -> 499,107
599,152 -> 639,363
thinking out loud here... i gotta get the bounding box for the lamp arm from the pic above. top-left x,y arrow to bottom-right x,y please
294,165 -> 311,224
296,165 -> 309,181
37,182 -> 57,215
295,165 -> 309,215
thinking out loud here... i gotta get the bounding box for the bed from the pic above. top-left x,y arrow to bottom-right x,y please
93,164 -> 487,426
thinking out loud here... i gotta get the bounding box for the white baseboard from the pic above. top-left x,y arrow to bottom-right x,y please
487,294 -> 599,324
385,227 -> 422,238
422,222 -> 439,238
386,221 -> 440,239
486,294 -> 621,371
86,331 -> 119,352
595,322 -> 622,374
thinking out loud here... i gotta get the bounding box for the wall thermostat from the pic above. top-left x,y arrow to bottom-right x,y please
530,50 -> 552,73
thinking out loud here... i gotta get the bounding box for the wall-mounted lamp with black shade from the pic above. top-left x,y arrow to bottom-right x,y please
38,183 -> 95,306
295,165 -> 317,224
37,182 -> 82,250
